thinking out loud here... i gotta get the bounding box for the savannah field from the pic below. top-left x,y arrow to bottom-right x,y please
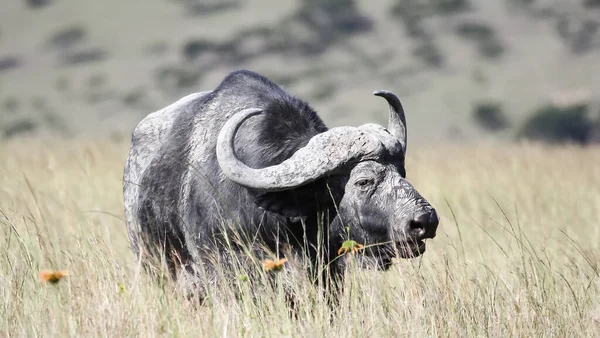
1,139 -> 599,337
2,1 -> 600,336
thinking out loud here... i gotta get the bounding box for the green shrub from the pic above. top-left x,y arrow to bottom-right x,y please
518,104 -> 596,144
2,119 -> 37,139
456,22 -> 494,41
473,101 -> 510,131
46,25 -> 86,50
436,0 -> 470,14
456,21 -> 505,59
26,0 -> 52,9
413,41 -> 444,67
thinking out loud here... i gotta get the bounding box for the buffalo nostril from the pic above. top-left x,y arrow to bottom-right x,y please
410,212 -> 439,239
408,217 -> 426,239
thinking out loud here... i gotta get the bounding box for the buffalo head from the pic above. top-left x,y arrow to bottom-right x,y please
216,90 -> 438,269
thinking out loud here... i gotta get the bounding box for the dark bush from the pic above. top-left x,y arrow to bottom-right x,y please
2,119 -> 37,139
182,40 -> 217,61
402,17 -> 429,39
436,0 -> 470,15
390,1 -> 434,40
478,39 -> 505,59
26,0 -> 51,9
391,0 -> 470,19
472,101 -> 510,131
456,21 -> 505,59
173,0 -> 240,16
301,0 -> 357,15
555,17 -> 599,54
187,1 -> 239,16
570,20 -> 599,54
508,0 -> 535,7
0,56 -> 21,72
47,26 -> 86,50
60,48 -> 107,66
456,22 -> 494,41
413,41 -> 444,67
584,0 -> 600,8
518,104 -> 596,144
297,0 -> 373,35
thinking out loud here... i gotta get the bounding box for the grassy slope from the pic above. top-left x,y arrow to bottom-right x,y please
1,0 -> 600,143
1,141 -> 599,336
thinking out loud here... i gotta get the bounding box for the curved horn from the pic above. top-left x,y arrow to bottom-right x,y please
373,90 -> 407,155
216,108 -> 385,191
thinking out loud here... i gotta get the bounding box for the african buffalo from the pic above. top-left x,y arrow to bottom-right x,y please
123,70 -> 438,295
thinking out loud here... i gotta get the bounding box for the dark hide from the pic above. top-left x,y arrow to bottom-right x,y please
134,70 -> 344,287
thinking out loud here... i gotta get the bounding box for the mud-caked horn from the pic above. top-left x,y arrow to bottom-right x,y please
216,108 -> 387,191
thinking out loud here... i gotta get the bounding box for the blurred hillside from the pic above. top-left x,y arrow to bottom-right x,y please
1,0 -> 599,144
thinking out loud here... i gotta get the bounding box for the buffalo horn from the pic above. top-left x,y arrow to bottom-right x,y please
373,90 -> 407,155
216,108 -> 385,191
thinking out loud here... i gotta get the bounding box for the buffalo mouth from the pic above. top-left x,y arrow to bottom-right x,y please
351,239 -> 427,271
395,239 -> 426,259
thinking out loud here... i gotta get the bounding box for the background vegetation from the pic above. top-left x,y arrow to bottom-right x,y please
1,0 -> 599,144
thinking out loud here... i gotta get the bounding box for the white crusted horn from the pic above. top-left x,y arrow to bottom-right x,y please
216,108 -> 386,191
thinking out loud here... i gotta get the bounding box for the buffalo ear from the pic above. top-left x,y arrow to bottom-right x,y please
250,180 -> 334,217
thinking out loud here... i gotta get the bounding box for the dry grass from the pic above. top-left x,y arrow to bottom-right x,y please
1,139 -> 599,337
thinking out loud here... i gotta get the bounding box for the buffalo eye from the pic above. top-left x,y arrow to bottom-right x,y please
355,178 -> 374,188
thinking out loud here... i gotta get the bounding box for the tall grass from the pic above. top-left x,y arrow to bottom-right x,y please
1,140 -> 599,337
